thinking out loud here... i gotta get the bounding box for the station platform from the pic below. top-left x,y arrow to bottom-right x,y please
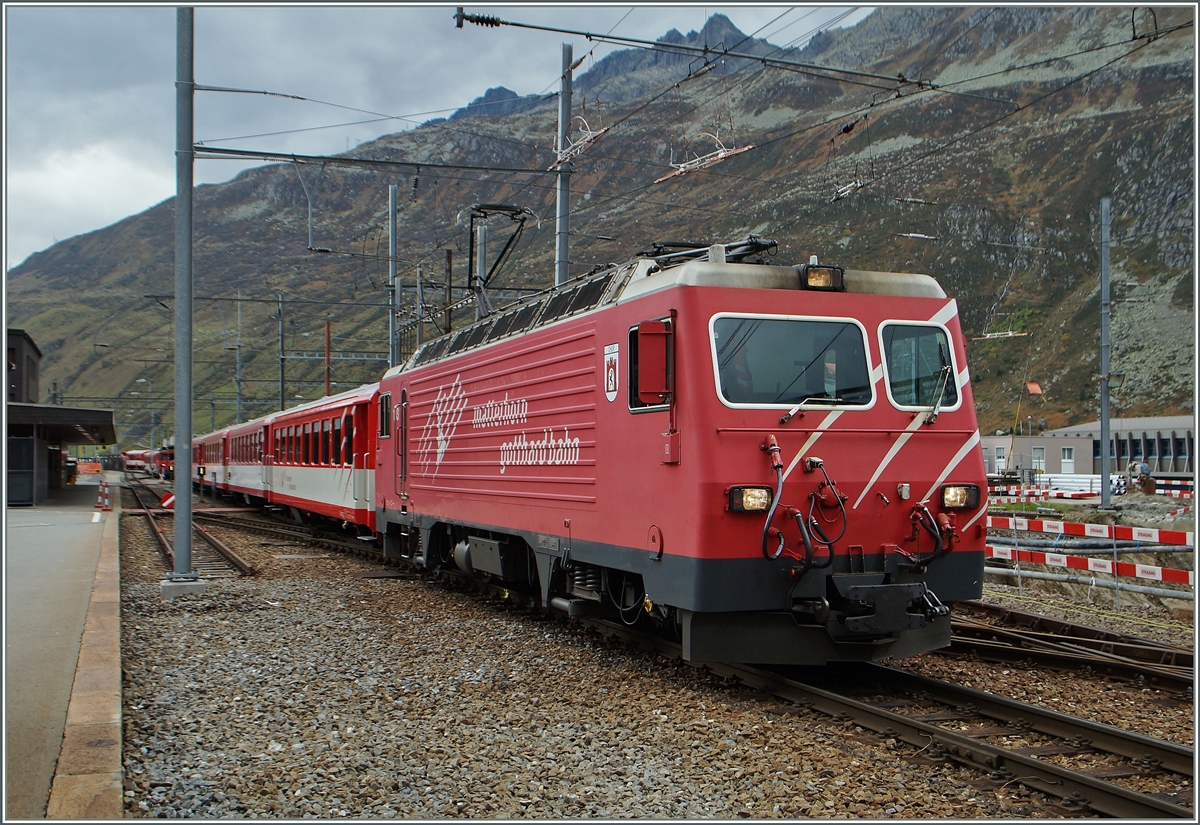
5,472 -> 123,819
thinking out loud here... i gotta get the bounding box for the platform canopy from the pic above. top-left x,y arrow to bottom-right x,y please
6,403 -> 117,447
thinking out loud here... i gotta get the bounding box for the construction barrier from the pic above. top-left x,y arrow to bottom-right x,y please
93,480 -> 111,512
987,515 -> 1194,547
161,492 -> 175,510
986,545 -> 1193,586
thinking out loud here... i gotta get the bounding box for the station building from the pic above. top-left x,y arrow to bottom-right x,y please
979,415 -> 1194,477
6,328 -> 117,505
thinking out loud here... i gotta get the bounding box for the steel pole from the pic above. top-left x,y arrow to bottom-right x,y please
555,42 -> 573,286
444,248 -> 453,335
235,293 -> 243,423
278,293 -> 285,410
416,264 -> 424,346
475,224 -> 487,321
388,184 -> 398,367
172,6 -> 195,581
1100,197 -> 1112,508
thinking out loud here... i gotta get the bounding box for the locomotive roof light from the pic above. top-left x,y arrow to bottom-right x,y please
727,485 -> 773,512
798,257 -> 846,291
940,484 -> 980,510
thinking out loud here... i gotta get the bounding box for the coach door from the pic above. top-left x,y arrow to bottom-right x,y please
351,404 -> 366,504
394,389 -> 408,496
259,425 -> 271,490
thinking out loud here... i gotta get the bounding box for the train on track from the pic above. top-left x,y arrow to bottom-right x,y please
185,238 -> 987,664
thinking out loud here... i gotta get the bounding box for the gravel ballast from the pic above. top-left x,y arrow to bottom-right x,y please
120,509 -> 1191,818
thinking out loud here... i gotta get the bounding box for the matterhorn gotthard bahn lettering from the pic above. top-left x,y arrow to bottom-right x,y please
419,376 -> 580,476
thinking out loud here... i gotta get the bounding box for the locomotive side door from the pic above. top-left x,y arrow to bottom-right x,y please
394,389 -> 408,497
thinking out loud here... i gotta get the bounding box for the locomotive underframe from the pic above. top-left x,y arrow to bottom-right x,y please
377,507 -> 981,665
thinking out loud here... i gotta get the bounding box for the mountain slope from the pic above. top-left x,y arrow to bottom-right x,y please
6,7 -> 1194,447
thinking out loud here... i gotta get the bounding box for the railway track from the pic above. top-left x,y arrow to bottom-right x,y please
578,617 -> 1194,819
939,601 -> 1194,696
190,510 -> 382,557
156,499 -> 1194,816
123,477 -> 253,578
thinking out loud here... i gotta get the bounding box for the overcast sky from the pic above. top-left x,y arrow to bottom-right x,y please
4,4 -> 873,272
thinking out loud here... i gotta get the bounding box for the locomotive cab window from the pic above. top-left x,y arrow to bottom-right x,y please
881,323 -> 959,410
710,315 -> 871,407
379,393 -> 392,438
628,319 -> 673,411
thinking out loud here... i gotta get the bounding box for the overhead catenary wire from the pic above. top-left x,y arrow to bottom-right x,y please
198,10 -> 1190,299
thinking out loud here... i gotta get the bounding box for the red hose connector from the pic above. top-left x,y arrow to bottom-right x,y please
762,434 -> 783,470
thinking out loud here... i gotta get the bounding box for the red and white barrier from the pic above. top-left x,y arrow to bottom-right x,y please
987,515 -> 1194,547
161,492 -> 176,510
94,480 -> 111,511
986,545 -> 1193,587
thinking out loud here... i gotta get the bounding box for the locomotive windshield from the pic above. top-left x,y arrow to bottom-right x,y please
882,324 -> 958,408
712,316 -> 871,406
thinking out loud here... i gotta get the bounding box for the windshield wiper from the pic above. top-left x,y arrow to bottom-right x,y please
780,395 -> 842,424
922,345 -> 953,424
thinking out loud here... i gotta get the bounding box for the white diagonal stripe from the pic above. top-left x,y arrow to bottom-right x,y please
782,410 -> 843,482
852,414 -> 926,509
928,299 -> 958,326
919,430 -> 982,504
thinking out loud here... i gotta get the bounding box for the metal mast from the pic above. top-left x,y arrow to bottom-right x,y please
555,43 -> 573,286
165,6 -> 203,598
388,184 -> 398,367
1099,197 -> 1113,508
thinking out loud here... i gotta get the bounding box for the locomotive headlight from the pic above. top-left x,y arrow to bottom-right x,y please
799,264 -> 846,291
728,485 -> 773,512
940,484 -> 980,510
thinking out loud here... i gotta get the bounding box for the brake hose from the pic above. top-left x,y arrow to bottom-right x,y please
805,462 -> 846,568
761,464 -> 786,559
790,507 -> 816,573
913,504 -> 943,563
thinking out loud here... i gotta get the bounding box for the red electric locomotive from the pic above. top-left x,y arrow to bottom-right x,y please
148,447 -> 175,481
375,238 -> 986,665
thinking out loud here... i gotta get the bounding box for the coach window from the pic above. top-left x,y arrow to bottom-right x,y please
379,393 -> 392,438
311,423 -> 320,465
321,419 -> 330,465
302,423 -> 311,464
332,417 -> 342,465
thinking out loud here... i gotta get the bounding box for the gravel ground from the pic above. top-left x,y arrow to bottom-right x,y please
119,499 -> 1193,818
